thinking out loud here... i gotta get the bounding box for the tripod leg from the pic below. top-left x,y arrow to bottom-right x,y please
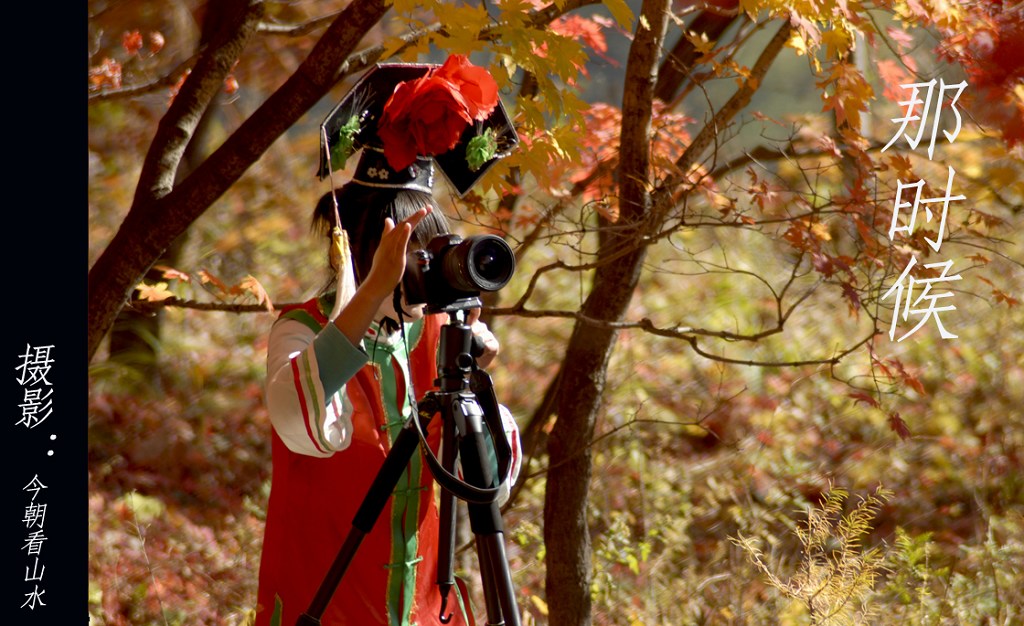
474,527 -> 520,626
436,416 -> 459,623
474,533 -> 503,626
296,420 -> 425,626
456,400 -> 522,626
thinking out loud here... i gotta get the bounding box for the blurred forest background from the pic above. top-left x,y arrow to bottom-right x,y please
88,0 -> 1023,624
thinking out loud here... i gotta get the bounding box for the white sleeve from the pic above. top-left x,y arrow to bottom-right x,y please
265,317 -> 368,457
495,404 -> 522,506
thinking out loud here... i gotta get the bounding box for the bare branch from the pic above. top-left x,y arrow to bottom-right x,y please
655,9 -> 739,103
88,54 -> 198,103
652,19 -> 793,222
257,11 -> 343,36
88,0 -> 388,362
684,329 -> 878,368
488,302 -> 876,368
512,159 -> 617,260
527,386 -> 745,480
126,297 -> 277,315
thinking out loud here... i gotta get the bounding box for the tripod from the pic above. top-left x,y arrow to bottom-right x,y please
296,310 -> 521,626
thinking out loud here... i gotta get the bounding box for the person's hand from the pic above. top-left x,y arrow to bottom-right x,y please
361,207 -> 430,303
467,307 -> 499,369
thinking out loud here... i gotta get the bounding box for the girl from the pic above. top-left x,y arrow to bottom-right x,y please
257,57 -> 519,626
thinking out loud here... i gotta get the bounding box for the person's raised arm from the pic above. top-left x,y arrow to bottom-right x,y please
332,206 -> 430,344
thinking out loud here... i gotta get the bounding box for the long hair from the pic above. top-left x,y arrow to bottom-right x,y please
312,183 -> 450,292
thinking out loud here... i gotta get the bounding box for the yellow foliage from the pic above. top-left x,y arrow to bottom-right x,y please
233,275 -> 275,312
433,3 -> 492,54
136,281 -> 175,303
529,594 -> 549,615
810,221 -> 832,241
788,32 -> 810,57
821,24 -> 854,59
686,29 -> 718,66
379,34 -> 430,62
602,0 -> 635,29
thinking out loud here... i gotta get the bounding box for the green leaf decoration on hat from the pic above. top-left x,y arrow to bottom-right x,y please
465,127 -> 498,172
329,114 -> 362,171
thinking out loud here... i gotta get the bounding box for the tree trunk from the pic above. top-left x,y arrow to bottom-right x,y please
543,246 -> 646,625
543,2 -> 670,624
106,236 -> 185,381
107,57 -> 220,380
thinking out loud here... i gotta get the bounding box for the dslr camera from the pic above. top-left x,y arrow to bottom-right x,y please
402,234 -> 515,313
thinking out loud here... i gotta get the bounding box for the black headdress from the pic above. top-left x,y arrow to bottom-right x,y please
318,56 -> 519,197
316,56 -> 518,324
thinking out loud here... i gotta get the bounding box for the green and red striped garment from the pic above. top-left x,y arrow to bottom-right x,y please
257,295 -> 473,626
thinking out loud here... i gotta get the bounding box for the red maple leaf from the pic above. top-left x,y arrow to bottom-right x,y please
122,30 -> 143,56
888,412 -> 912,441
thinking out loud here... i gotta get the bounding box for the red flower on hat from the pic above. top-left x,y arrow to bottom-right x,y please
434,54 -> 499,121
378,55 -> 500,171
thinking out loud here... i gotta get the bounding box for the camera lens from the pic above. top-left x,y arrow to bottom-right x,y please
444,235 -> 515,292
470,237 -> 514,288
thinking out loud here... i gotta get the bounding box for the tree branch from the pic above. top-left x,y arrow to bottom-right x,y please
88,54 -> 199,103
257,11 -> 343,37
124,297 -> 277,315
135,0 -> 264,205
654,9 -> 739,103
88,0 -> 602,362
651,19 -> 793,222
88,0 -> 388,362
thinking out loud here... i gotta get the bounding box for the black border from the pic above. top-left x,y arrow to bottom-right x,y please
3,4 -> 87,622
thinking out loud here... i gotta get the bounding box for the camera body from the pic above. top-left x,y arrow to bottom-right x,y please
403,234 -> 515,313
